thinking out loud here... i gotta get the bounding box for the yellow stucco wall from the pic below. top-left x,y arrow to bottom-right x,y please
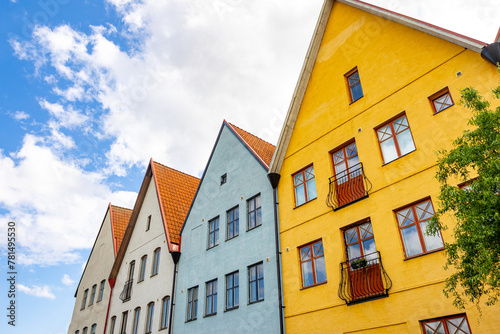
278,2 -> 500,333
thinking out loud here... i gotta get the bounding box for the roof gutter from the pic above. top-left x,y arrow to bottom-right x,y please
268,172 -> 285,334
481,42 -> 500,66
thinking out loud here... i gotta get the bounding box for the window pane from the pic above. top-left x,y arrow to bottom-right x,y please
380,137 -> 398,163
447,317 -> 470,334
301,261 -> 314,287
395,129 -> 415,156
250,281 -> 257,302
347,243 -> 362,260
401,225 -> 423,257
362,238 -> 377,257
256,207 -> 262,226
350,82 -> 363,101
424,321 -> 446,334
420,221 -> 444,251
306,178 -> 317,201
258,279 -> 264,300
314,256 -> 327,283
295,184 -> 306,206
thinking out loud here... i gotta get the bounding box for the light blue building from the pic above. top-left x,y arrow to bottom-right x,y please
172,121 -> 282,334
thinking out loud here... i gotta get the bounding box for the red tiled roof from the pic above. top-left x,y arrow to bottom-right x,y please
227,122 -> 276,168
110,205 -> 132,257
151,161 -> 200,245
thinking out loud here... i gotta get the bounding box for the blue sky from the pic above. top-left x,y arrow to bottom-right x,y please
0,0 -> 498,333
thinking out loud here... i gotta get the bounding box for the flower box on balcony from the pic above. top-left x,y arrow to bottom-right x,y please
350,258 -> 367,270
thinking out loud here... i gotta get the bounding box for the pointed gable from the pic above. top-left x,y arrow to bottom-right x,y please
109,205 -> 133,257
226,122 -> 276,168
270,0 -> 489,175
151,161 -> 200,244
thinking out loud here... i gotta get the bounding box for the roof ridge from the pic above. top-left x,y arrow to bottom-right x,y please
344,0 -> 486,46
152,160 -> 200,180
227,122 -> 276,148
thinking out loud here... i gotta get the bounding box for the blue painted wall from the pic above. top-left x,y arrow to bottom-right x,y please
173,123 -> 280,333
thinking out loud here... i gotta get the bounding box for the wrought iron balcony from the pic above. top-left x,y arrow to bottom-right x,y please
338,251 -> 392,305
326,162 -> 371,210
119,279 -> 133,302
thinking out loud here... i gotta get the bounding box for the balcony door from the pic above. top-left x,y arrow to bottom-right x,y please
332,142 -> 364,207
343,221 -> 384,300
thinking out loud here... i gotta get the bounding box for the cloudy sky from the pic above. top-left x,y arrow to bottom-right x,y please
0,0 -> 498,333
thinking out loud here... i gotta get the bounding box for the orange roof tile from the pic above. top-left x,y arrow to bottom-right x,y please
152,161 -> 200,245
110,205 -> 132,256
227,122 -> 276,168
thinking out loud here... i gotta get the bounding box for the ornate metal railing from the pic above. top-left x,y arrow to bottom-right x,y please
338,251 -> 392,305
119,279 -> 133,302
326,162 -> 371,210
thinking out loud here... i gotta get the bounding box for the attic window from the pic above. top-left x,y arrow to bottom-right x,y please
221,173 -> 227,185
429,87 -> 454,114
146,215 -> 151,231
345,67 -> 363,103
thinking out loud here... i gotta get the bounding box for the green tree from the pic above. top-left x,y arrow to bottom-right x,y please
428,80 -> 500,309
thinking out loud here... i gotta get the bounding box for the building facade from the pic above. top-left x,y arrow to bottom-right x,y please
173,121 -> 282,334
269,0 -> 500,333
106,160 -> 199,334
69,204 -> 132,334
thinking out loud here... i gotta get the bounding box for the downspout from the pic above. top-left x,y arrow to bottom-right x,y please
268,172 -> 285,334
168,251 -> 181,334
102,278 -> 116,334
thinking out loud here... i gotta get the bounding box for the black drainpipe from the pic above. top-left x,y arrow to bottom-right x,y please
168,251 -> 181,334
268,172 -> 285,334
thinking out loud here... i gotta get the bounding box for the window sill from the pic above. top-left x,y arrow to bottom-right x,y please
248,299 -> 264,306
403,247 -> 444,261
138,279 -> 144,283
207,244 -> 219,251
348,95 -> 364,105
246,224 -> 262,232
300,280 -> 327,290
225,235 -> 239,242
150,273 -> 158,278
159,327 -> 168,331
293,197 -> 317,209
432,105 -> 453,115
224,306 -> 239,312
381,149 -> 416,166
185,318 -> 197,323
203,313 -> 217,318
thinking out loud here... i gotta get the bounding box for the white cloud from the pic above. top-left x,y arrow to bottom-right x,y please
17,284 -> 56,299
39,99 -> 88,129
12,111 -> 30,121
5,0 -> 499,269
10,0 -> 325,177
0,134 -> 137,266
61,274 -> 75,286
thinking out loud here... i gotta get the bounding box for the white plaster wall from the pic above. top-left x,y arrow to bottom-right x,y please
68,211 -> 116,334
107,178 -> 175,334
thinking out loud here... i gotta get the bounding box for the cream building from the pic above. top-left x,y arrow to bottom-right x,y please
68,204 -> 132,334
105,159 -> 199,334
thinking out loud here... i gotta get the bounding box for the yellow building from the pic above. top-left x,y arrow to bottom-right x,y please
268,1 -> 500,333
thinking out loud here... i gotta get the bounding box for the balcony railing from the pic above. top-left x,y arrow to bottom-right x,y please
119,279 -> 133,302
338,251 -> 392,305
326,162 -> 371,210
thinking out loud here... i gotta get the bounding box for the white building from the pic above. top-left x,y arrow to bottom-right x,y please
68,204 -> 132,334
106,159 -> 199,334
